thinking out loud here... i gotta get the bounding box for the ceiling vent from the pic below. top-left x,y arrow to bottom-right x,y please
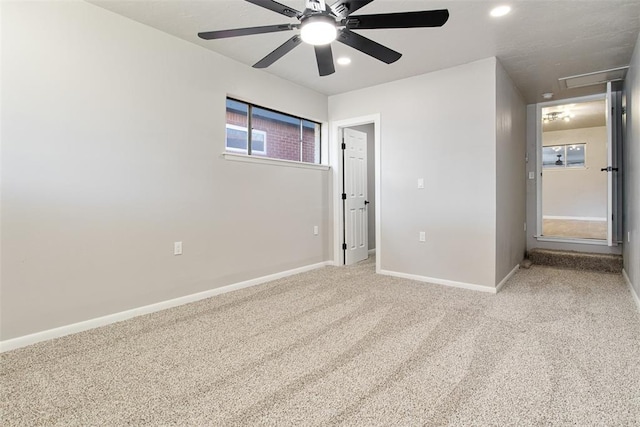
558,66 -> 629,90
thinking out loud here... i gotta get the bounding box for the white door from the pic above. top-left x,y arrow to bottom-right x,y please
343,128 -> 368,265
605,82 -> 614,246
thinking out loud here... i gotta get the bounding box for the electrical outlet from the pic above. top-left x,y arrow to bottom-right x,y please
313,225 -> 319,236
419,231 -> 426,242
174,241 -> 182,255
417,178 -> 425,189
528,172 -> 535,180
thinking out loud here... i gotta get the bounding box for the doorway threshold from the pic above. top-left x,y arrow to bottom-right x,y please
535,236 -> 608,246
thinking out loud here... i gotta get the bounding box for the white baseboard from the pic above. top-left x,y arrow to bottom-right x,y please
543,215 -> 607,222
0,261 -> 333,353
623,269 -> 640,313
496,264 -> 519,293
379,269 -> 497,294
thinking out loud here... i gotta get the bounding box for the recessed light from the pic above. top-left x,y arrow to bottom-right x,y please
490,5 -> 511,17
337,57 -> 351,66
542,92 -> 554,100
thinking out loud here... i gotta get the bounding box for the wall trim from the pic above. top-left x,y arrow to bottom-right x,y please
0,261 -> 333,353
496,264 -> 519,292
379,269 -> 497,294
543,215 -> 607,222
623,269 -> 640,313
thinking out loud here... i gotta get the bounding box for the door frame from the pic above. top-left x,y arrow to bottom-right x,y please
535,93 -> 609,245
330,114 -> 381,272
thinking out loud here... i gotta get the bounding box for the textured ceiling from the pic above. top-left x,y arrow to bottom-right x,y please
542,99 -> 606,132
88,0 -> 640,103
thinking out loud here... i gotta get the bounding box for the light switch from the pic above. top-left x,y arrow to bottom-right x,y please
419,231 -> 426,242
418,178 -> 425,189
528,172 -> 535,180
174,241 -> 182,255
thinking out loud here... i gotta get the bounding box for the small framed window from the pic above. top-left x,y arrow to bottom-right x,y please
543,143 -> 586,169
225,98 -> 322,164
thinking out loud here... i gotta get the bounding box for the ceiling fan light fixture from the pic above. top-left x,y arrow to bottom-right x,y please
198,2 -> 450,76
300,16 -> 337,45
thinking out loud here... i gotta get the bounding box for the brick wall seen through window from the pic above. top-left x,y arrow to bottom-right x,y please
226,98 -> 321,164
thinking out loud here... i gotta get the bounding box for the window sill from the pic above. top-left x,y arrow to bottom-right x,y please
222,153 -> 330,171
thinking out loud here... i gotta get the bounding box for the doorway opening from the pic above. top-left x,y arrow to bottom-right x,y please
541,98 -> 607,239
536,83 -> 622,246
330,115 -> 380,271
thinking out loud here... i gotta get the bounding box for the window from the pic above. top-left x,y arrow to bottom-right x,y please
542,143 -> 586,169
225,98 -> 322,164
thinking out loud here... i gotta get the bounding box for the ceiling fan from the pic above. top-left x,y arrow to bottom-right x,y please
198,0 -> 449,76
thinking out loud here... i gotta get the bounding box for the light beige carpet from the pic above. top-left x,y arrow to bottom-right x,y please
2,259 -> 640,426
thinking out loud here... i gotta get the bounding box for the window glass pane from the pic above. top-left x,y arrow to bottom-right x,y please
251,107 -> 301,162
251,130 -> 266,154
302,120 -> 321,164
226,99 -> 248,153
226,126 -> 247,151
543,146 -> 565,168
566,144 -> 585,167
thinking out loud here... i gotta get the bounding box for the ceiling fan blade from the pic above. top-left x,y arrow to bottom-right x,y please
314,45 -> 336,76
345,9 -> 449,29
245,0 -> 302,18
253,35 -> 303,68
198,24 -> 296,40
337,28 -> 401,64
330,0 -> 374,18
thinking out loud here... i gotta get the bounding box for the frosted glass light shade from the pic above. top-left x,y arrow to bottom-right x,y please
300,19 -> 337,45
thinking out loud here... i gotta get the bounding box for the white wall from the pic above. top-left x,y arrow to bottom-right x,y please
623,34 -> 640,302
0,1 -> 330,340
329,58 -> 498,289
542,127 -> 607,219
495,61 -> 526,285
349,124 -> 376,251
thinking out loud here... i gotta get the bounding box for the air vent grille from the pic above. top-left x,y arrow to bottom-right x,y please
559,66 -> 629,90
